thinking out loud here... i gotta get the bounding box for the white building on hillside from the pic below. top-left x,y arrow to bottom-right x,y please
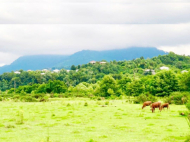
89,61 -> 96,64
14,71 -> 21,74
160,66 -> 169,70
181,70 -> 188,73
53,69 -> 60,73
144,69 -> 156,75
42,69 -> 49,72
100,62 -> 107,64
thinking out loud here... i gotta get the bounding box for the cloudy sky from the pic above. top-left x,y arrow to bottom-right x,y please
0,0 -> 190,66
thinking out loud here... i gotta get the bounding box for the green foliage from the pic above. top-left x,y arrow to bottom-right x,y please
84,102 -> 88,106
13,95 -> 20,100
0,53 -> 190,99
105,101 -> 109,105
179,71 -> 190,91
185,135 -> 190,142
149,71 -> 179,96
21,96 -> 37,102
71,65 -> 76,70
97,75 -> 117,97
186,102 -> 190,111
164,92 -> 189,105
126,80 -> 144,96
134,94 -> 157,104
8,88 -> 15,94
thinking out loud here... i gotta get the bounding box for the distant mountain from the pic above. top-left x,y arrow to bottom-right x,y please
53,47 -> 167,68
0,47 -> 167,74
0,55 -> 69,74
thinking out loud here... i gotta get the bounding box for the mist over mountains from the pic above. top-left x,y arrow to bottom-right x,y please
0,47 -> 167,74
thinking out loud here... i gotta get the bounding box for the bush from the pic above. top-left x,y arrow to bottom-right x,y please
0,97 -> 2,101
186,102 -> 190,111
164,92 -> 189,105
21,96 -> 37,102
13,95 -> 20,100
39,96 -> 49,102
105,101 -> 109,105
185,135 -> 190,142
134,93 -> 157,104
84,102 -> 88,106
32,93 -> 45,99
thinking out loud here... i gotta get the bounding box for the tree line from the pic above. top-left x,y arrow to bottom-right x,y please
0,52 -> 190,100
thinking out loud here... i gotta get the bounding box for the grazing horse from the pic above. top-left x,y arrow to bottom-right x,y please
142,101 -> 152,109
150,102 -> 161,113
161,103 -> 169,111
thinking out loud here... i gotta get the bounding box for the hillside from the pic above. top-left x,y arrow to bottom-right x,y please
0,52 -> 190,92
0,55 -> 69,74
0,47 -> 167,74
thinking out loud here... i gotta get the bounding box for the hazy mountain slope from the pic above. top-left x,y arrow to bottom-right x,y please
54,47 -> 167,68
0,47 -> 167,74
0,55 -> 68,74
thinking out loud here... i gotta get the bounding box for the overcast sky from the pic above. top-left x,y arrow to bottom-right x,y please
0,0 -> 190,66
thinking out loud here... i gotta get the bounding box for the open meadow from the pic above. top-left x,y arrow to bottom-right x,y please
0,98 -> 189,142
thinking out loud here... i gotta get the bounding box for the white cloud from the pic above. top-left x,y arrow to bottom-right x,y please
0,52 -> 20,65
0,1 -> 190,65
0,2 -> 190,24
0,24 -> 189,56
158,45 -> 190,55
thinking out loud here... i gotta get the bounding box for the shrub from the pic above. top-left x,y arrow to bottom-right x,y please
21,96 -> 37,102
0,97 -> 2,101
32,93 -> 45,99
58,94 -> 63,98
39,96 -> 49,102
7,88 -> 15,94
164,92 -> 189,105
185,135 -> 190,142
97,97 -> 101,101
105,101 -> 109,105
5,124 -> 15,128
84,102 -> 88,106
67,103 -> 71,107
186,102 -> 190,111
13,95 -> 20,99
134,93 -> 157,104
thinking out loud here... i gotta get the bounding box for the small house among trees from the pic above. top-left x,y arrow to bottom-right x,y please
144,69 -> 155,75
181,70 -> 188,73
14,71 -> 21,74
160,66 -> 169,70
100,62 -> 107,64
89,61 -> 96,64
53,69 -> 60,73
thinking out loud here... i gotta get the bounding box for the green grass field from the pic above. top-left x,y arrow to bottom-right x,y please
0,98 -> 189,142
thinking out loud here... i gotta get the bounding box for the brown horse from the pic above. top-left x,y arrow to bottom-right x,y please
161,103 -> 169,111
142,101 -> 152,109
150,102 -> 161,113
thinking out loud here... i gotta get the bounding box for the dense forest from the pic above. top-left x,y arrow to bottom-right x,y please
0,52 -> 190,102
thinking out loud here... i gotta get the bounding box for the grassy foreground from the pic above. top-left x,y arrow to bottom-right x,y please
0,98 -> 189,142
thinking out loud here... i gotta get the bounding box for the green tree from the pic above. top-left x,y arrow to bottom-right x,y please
71,65 -> 76,70
149,70 -> 179,96
126,80 -> 144,96
98,75 -> 117,97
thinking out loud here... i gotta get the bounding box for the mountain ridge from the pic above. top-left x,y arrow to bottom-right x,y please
0,47 -> 167,74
